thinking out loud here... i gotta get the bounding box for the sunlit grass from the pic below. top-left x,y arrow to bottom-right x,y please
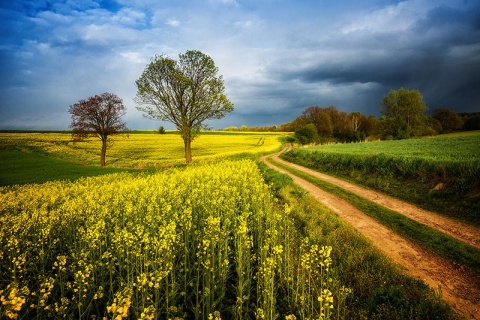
304,131 -> 480,162
282,131 -> 480,225
268,157 -> 480,274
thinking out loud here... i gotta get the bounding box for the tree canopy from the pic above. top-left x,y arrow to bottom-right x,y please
380,88 -> 428,139
433,108 -> 464,133
69,92 -> 128,166
135,50 -> 234,163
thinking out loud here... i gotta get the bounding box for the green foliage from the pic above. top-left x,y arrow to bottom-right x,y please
295,124 -> 319,145
433,108 -> 464,133
157,126 -> 166,134
460,112 -> 480,130
223,126 -> 239,131
379,88 -> 431,139
135,50 -> 234,163
291,106 -> 376,143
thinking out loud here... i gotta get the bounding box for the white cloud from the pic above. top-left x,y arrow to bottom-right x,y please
234,20 -> 253,28
166,18 -> 181,27
112,8 -> 148,26
341,0 -> 432,34
80,23 -> 141,45
209,0 -> 239,6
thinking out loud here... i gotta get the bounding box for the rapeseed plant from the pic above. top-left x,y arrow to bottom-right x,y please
0,283 -> 29,319
0,160 -> 349,319
1,132 -> 286,167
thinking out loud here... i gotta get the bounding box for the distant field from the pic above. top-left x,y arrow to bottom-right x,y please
0,131 -> 288,168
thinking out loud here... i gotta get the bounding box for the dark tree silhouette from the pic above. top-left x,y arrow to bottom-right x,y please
69,92 -> 128,167
433,108 -> 464,133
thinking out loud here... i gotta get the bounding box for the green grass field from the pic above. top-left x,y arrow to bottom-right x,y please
282,131 -> 480,226
306,133 -> 479,162
0,150 -> 135,186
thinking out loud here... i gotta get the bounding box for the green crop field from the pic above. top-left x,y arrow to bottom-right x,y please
298,131 -> 479,162
282,131 -> 480,226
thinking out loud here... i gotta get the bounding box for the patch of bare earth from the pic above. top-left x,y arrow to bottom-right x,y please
260,148 -> 480,319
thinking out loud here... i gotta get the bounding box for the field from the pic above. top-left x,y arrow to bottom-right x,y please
0,160 -> 352,319
0,131 -> 287,169
0,131 -> 465,319
282,131 -> 480,226
301,132 -> 479,162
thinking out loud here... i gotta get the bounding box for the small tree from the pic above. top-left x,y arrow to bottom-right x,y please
380,88 -> 428,139
135,50 -> 234,163
69,92 -> 128,167
295,124 -> 319,145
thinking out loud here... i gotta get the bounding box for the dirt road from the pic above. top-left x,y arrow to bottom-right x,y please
260,147 -> 480,319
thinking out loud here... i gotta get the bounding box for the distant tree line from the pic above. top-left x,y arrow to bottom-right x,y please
225,87 -> 479,144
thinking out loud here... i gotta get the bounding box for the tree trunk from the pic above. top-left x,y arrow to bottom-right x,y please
184,138 -> 192,164
101,137 -> 107,167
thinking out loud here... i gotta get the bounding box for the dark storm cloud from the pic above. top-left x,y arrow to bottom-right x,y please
270,3 -> 480,114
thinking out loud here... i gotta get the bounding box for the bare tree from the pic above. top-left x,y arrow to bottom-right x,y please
69,92 -> 128,166
135,50 -> 234,163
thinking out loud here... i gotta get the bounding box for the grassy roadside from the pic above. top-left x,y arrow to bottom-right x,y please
267,157 -> 480,275
257,161 -> 457,319
280,135 -> 480,227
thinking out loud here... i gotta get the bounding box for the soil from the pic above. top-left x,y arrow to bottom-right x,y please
260,146 -> 480,319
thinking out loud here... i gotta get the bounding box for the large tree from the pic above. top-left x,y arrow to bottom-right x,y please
135,50 -> 234,163
380,87 -> 428,138
69,92 -> 128,167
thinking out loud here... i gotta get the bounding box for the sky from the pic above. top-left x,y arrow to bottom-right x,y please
1,0 -> 479,130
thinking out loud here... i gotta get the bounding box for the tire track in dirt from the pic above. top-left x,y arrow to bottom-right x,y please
273,151 -> 480,250
260,147 -> 480,319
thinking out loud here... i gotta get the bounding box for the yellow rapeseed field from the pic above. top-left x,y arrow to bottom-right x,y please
0,131 -> 288,167
0,160 -> 349,319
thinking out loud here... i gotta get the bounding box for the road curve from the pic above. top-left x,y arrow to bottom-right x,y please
260,146 -> 480,319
